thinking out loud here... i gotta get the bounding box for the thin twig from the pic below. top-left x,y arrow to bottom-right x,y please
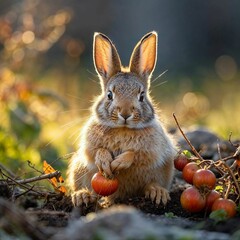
222,161 -> 240,196
221,155 -> 236,162
233,146 -> 240,158
217,142 -> 222,160
230,160 -> 237,171
224,181 -> 232,199
0,170 -> 49,197
198,159 -> 214,169
229,132 -> 234,146
27,160 -> 43,174
0,169 -> 26,189
2,171 -> 61,185
173,113 -> 204,161
228,131 -> 239,147
14,185 -> 35,199
0,163 -> 16,178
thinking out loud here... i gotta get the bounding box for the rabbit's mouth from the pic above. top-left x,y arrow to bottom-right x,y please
117,113 -> 133,126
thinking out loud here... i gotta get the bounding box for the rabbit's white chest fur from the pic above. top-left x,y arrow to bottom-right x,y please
85,118 -> 174,165
76,118 -> 176,200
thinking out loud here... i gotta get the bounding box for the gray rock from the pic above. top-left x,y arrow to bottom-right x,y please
176,127 -> 236,161
177,127 -> 220,151
52,205 -> 230,240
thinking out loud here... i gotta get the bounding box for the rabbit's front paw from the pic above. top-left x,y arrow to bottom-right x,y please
95,148 -> 114,178
145,183 -> 170,205
111,151 -> 134,173
71,188 -> 97,207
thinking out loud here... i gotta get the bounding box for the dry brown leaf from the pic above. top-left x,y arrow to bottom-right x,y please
43,160 -> 67,194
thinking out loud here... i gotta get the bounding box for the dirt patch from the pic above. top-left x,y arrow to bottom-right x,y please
0,174 -> 240,239
11,180 -> 238,236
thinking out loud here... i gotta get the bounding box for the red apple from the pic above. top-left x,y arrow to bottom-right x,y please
91,172 -> 119,196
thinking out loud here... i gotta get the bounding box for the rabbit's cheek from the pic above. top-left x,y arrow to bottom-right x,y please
109,108 -> 119,122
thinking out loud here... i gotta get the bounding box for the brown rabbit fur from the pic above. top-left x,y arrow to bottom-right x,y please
67,31 -> 177,207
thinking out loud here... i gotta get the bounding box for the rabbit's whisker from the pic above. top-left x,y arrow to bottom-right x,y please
152,80 -> 168,88
151,70 -> 168,84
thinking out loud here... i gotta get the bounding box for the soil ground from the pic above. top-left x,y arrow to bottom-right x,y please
1,172 -> 240,239
15,178 -> 239,237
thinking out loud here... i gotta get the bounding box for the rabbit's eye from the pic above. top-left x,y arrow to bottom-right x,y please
107,91 -> 113,100
139,91 -> 145,102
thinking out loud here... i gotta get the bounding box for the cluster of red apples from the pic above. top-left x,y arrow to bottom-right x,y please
175,153 -> 237,218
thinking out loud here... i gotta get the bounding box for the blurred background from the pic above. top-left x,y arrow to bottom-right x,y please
0,0 -> 239,174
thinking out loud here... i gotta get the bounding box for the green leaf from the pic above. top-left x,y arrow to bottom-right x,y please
164,212 -> 176,218
182,150 -> 192,158
209,209 -> 228,223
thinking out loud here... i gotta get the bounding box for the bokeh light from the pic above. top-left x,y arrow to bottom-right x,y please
22,31 -> 35,44
215,55 -> 238,81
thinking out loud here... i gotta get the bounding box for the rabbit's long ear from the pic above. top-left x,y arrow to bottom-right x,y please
129,32 -> 157,85
93,33 -> 121,88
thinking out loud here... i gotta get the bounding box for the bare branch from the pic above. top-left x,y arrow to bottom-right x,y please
173,113 -> 204,161
0,163 -> 16,178
1,171 -> 61,186
222,160 -> 240,196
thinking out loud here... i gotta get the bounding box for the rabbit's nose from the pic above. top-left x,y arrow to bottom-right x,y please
120,113 -> 131,120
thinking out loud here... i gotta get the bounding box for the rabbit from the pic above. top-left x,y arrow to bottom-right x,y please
67,31 -> 177,207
